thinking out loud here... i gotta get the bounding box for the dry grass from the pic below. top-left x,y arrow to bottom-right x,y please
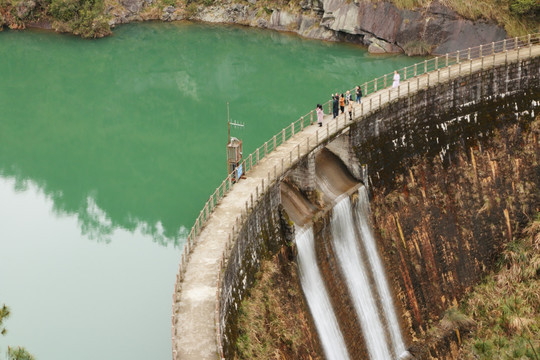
459,214 -> 540,359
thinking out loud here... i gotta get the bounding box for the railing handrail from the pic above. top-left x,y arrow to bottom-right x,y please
172,32 -> 540,360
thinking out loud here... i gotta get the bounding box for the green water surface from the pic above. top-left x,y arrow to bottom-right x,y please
0,22 -> 421,359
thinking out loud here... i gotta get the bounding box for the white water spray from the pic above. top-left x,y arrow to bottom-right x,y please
355,187 -> 409,359
295,227 -> 350,360
331,196 -> 392,360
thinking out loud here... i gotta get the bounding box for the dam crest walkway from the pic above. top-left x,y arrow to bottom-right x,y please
172,34 -> 540,360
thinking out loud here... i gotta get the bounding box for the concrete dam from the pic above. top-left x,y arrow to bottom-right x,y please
172,35 -> 540,359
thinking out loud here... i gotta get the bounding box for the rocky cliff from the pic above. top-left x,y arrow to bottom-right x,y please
127,0 -> 507,55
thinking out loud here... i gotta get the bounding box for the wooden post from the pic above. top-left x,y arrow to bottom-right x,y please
457,50 -> 460,63
273,135 -> 276,150
445,53 -> 449,67
249,154 -> 252,171
491,41 -> 494,55
384,74 -> 387,88
300,117 -> 304,131
414,63 -> 417,76
310,111 -> 313,125
479,44 -> 482,58
437,68 -> 440,83
467,47 -> 471,60
404,67 -> 407,80
291,122 -> 295,136
282,128 -> 285,143
503,39 -> 506,52
265,142 -> 268,155
375,78 -> 378,92
256,148 -> 259,164
424,60 -> 427,73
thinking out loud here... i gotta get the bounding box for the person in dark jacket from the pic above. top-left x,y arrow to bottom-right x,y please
332,93 -> 339,119
355,85 -> 362,104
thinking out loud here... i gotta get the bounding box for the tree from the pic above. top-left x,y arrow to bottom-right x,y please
0,304 -> 35,360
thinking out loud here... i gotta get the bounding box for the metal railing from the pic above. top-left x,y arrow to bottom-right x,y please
171,32 -> 540,360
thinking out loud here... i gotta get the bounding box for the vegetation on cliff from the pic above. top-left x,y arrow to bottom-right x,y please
458,213 -> 540,359
0,0 -> 538,39
234,251 -> 322,359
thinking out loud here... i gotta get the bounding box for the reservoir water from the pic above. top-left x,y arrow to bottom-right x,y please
0,22 -> 420,359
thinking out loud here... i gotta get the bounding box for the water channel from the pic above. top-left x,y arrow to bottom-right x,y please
0,22 -> 420,359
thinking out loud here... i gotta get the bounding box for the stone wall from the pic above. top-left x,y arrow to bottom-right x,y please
218,182 -> 293,358
350,57 -> 540,184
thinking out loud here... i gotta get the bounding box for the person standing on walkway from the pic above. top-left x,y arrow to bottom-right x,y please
339,93 -> 345,114
347,98 -> 353,121
332,93 -> 339,119
316,104 -> 324,127
392,70 -> 400,88
345,90 -> 351,104
355,85 -> 362,103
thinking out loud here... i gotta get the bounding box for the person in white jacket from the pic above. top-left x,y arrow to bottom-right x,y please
392,70 -> 400,88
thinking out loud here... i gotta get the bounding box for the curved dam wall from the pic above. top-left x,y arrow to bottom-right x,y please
216,54 -> 539,358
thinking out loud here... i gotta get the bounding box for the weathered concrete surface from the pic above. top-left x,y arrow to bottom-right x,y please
173,44 -> 540,359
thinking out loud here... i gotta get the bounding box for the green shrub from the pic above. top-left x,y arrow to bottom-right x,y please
48,0 -> 111,37
510,0 -> 539,17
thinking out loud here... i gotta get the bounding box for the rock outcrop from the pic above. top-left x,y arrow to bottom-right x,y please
113,0 -> 506,55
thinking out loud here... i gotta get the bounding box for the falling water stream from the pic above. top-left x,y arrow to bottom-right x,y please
295,227 -> 350,360
355,187 -> 409,359
331,196 -> 392,360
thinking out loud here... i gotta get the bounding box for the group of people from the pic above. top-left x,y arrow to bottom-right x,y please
317,70 -> 401,127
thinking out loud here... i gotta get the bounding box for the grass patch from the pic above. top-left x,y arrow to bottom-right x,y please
459,213 -> 540,359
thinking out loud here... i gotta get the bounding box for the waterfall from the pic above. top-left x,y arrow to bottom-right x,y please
295,227 -> 350,360
355,187 -> 409,359
331,197 -> 392,360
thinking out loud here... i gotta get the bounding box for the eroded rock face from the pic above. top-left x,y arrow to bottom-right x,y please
319,0 -> 506,54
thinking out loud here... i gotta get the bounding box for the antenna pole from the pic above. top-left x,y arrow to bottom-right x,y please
227,102 -> 230,145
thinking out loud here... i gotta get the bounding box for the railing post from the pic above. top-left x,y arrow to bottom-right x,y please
414,63 -> 417,77
404,67 -> 407,80
445,53 -> 449,67
424,60 -> 427,74
457,50 -> 460,63
310,111 -> 313,125
467,48 -> 471,60
361,101 -> 364,115
291,122 -> 295,136
265,142 -> 268,155
249,154 -> 252,170
364,83 -> 368,96
384,75 -> 387,88
435,57 -> 438,69
256,148 -> 259,164
437,68 -> 440,83
427,72 -> 430,87
515,36 -> 518,51
328,102 -> 331,114
407,81 -> 410,96
273,135 -> 276,150
503,39 -> 506,52
479,44 -> 483,58
491,42 -> 494,55
375,78 -> 378,92
300,117 -> 304,130
282,129 -> 285,143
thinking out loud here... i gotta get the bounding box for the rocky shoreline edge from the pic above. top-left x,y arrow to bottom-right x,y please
3,0 -> 509,56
